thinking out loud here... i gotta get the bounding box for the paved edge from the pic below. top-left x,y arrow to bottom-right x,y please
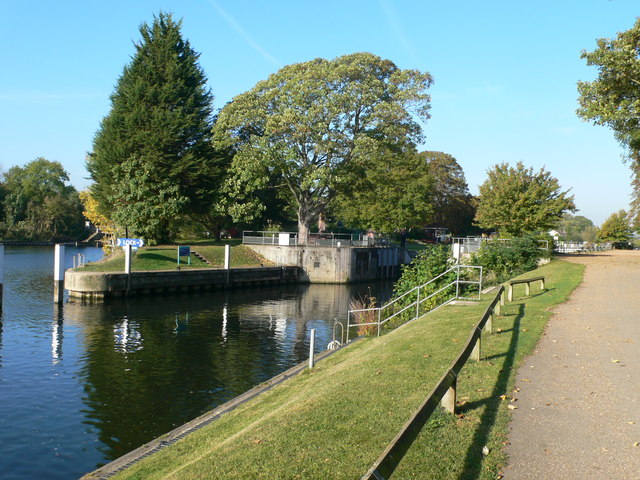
81,338 -> 362,479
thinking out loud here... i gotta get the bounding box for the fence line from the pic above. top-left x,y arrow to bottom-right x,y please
361,286 -> 506,480
347,265 -> 483,339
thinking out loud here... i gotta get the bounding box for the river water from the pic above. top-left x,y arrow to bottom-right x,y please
0,246 -> 394,479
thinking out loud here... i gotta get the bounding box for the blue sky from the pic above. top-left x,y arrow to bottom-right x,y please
1,0 -> 638,226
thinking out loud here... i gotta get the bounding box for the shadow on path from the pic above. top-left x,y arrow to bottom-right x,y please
456,303 -> 525,480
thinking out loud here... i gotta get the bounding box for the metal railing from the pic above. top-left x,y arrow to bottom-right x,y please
242,231 -> 391,247
452,237 -> 551,255
346,265 -> 483,339
555,241 -> 612,253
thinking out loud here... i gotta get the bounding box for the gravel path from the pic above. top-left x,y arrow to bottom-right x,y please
504,250 -> 640,480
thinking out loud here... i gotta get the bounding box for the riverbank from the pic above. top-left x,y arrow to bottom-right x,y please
88,258 -> 584,479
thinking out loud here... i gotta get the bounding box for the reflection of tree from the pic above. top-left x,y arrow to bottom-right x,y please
70,281 -> 393,464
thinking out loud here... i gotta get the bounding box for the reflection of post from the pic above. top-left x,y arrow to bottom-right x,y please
51,307 -> 64,364
222,304 -> 228,342
53,244 -> 65,304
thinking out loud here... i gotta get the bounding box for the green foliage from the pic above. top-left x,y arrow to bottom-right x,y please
1,158 -> 85,240
331,151 -> 435,231
472,236 -> 542,284
474,162 -> 576,237
417,151 -> 476,235
558,214 -> 597,242
597,210 -> 633,243
88,12 -> 227,244
384,245 -> 456,329
577,19 -> 640,226
213,52 -> 433,239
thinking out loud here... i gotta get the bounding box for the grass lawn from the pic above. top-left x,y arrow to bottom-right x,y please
78,244 -> 270,272
106,259 -> 584,480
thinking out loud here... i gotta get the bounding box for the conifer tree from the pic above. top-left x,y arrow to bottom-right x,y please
88,12 -> 225,244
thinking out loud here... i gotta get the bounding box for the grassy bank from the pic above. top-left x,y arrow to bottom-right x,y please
79,243 -> 270,272
106,259 -> 583,480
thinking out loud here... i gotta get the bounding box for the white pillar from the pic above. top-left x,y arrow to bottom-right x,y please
124,244 -> 132,274
53,244 -> 65,304
309,328 -> 316,369
224,244 -> 231,270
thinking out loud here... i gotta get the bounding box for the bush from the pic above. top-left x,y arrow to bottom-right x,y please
472,236 -> 543,284
383,245 -> 456,330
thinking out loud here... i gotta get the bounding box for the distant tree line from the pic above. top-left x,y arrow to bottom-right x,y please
0,158 -> 85,241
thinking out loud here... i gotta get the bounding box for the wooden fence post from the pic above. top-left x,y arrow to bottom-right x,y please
440,375 -> 456,414
471,333 -> 481,362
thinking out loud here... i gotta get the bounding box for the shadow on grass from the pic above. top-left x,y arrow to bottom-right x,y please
456,303 -> 525,480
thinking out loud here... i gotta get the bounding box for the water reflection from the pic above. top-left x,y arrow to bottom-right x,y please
63,281 -> 392,463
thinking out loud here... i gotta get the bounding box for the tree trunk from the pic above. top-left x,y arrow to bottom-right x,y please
297,204 -> 314,245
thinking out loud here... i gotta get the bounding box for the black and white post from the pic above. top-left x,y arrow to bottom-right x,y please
124,244 -> 132,293
53,244 -> 65,304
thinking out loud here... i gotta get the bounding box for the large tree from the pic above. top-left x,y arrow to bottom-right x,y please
212,52 -> 432,242
88,12 -> 226,244
597,210 -> 633,243
330,150 -> 435,232
418,151 -> 476,234
577,19 -> 640,228
474,162 -> 576,237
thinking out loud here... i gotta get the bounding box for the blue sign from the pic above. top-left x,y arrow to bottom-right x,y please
178,246 -> 190,256
117,238 -> 145,248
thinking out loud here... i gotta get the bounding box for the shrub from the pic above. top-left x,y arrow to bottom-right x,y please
348,293 -> 379,336
472,235 -> 542,284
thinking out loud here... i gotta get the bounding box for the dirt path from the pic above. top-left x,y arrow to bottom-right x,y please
504,250 -> 640,480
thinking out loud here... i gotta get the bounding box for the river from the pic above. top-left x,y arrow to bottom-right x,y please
0,246 -> 394,479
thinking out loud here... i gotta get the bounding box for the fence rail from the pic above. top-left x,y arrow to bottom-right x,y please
347,265 -> 483,339
242,231 -> 390,247
361,286 -> 506,480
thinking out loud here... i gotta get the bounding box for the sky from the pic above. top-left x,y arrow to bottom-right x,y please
1,0 -> 638,226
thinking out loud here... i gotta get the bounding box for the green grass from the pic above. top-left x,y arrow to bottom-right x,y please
108,259 -> 584,480
78,244 -> 270,272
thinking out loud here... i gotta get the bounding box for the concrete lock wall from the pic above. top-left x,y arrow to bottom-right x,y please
246,245 -> 400,283
65,266 -> 301,301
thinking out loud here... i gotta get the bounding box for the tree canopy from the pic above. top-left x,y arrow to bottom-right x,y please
474,162 -> 576,237
88,12 -> 227,244
1,158 -> 84,240
597,210 -> 633,243
212,52 -> 432,241
558,214 -> 597,242
577,19 -> 640,227
417,151 -> 476,235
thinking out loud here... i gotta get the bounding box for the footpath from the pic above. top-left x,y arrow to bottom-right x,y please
504,250 -> 640,479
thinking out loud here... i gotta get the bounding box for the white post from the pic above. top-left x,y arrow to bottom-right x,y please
309,328 -> 316,369
224,244 -> 231,270
124,244 -> 132,274
53,244 -> 65,304
124,244 -> 132,294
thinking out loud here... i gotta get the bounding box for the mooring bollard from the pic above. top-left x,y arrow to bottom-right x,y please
124,244 -> 132,293
309,328 -> 316,369
53,244 -> 65,304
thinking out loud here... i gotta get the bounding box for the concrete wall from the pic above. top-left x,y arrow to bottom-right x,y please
247,245 -> 401,283
65,266 -> 301,301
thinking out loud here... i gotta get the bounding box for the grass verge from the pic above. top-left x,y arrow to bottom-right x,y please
107,259 -> 584,480
78,244 -> 270,272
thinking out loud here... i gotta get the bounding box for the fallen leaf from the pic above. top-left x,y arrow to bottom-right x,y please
634,442 -> 640,447
253,439 -> 262,444
628,421 -> 636,425
499,394 -> 507,400
422,354 -> 431,358
507,404 -> 518,410
612,359 -> 620,364
522,379 -> 531,382
482,446 -> 490,456
522,328 -> 528,332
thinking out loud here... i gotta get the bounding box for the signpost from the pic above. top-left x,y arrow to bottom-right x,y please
117,238 -> 144,249
177,246 -> 191,266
